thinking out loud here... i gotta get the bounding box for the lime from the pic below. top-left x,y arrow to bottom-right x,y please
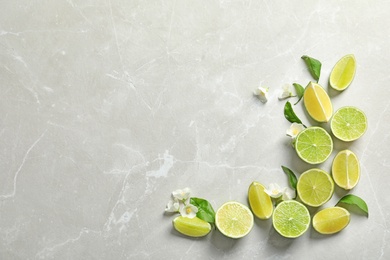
330,106 -> 367,142
248,181 -> 273,220
173,216 -> 211,237
297,168 -> 334,207
329,54 -> 356,91
313,207 -> 350,234
295,126 -> 333,164
215,201 -> 254,239
332,150 -> 360,190
272,200 -> 310,238
303,82 -> 333,122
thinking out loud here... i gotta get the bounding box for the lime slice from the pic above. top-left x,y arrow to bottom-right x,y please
313,207 -> 350,234
248,181 -> 273,220
272,200 -> 310,238
215,201 -> 254,239
297,168 -> 334,207
173,216 -> 211,237
303,82 -> 333,122
332,150 -> 360,190
295,126 -> 333,164
330,106 -> 367,142
329,54 -> 356,91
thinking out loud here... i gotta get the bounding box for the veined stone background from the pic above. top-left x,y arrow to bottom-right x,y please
1,1 -> 389,259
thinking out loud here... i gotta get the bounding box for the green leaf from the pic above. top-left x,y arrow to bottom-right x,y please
336,194 -> 369,217
284,101 -> 305,126
190,197 -> 216,224
301,55 -> 322,82
281,165 -> 297,190
292,83 -> 305,105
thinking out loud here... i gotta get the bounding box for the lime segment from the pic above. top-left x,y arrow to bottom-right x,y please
330,54 -> 356,91
215,201 -> 254,239
297,168 -> 334,207
272,200 -> 310,238
173,216 -> 211,237
303,82 -> 333,122
248,182 -> 273,220
332,150 -> 360,190
313,207 -> 350,234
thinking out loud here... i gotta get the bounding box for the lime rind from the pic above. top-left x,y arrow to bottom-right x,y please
332,149 -> 360,190
173,216 -> 211,237
248,182 -> 273,220
330,54 -> 356,91
330,106 -> 367,142
313,206 -> 351,234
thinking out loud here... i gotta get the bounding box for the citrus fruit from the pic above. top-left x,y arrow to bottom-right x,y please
272,200 -> 310,238
330,106 -> 367,142
313,207 -> 350,234
248,181 -> 273,219
295,126 -> 333,164
303,82 -> 333,122
329,54 -> 356,91
173,216 -> 211,237
215,201 -> 254,239
297,168 -> 334,207
332,150 -> 360,190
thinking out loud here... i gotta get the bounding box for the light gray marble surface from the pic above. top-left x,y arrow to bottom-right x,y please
1,1 -> 390,259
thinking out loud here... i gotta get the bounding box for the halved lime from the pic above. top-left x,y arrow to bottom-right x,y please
303,82 -> 333,122
313,207 -> 350,234
173,216 -> 211,237
329,54 -> 356,91
297,168 -> 334,207
215,201 -> 254,239
248,181 -> 273,220
272,200 -> 310,238
330,106 -> 367,142
295,126 -> 333,164
332,150 -> 360,190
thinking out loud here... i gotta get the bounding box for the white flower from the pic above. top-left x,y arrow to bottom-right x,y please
278,84 -> 295,100
282,187 -> 296,201
265,183 -> 284,198
179,203 -> 198,218
172,187 -> 191,202
253,87 -> 269,103
286,123 -> 305,138
165,198 -> 180,213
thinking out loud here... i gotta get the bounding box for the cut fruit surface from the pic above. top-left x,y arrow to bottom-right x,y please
297,168 -> 334,207
295,127 -> 333,164
272,200 -> 310,238
313,207 -> 350,234
173,216 -> 211,237
332,150 -> 360,190
215,201 -> 254,239
330,106 -> 367,142
330,54 -> 356,91
248,181 -> 273,220
303,82 -> 333,122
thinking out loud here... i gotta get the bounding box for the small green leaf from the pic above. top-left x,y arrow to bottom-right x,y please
336,194 -> 369,217
190,197 -> 216,224
284,101 -> 305,126
301,55 -> 322,82
281,165 -> 297,190
292,83 -> 305,105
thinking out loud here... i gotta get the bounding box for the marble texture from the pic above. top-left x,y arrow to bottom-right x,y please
1,0 -> 390,259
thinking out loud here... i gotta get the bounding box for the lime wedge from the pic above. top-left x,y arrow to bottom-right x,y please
272,200 -> 310,238
295,126 -> 333,164
330,54 -> 356,91
248,181 -> 273,220
303,82 -> 333,122
332,150 -> 360,190
330,106 -> 367,142
297,168 -> 334,207
313,207 -> 350,234
215,201 -> 254,239
173,216 -> 211,237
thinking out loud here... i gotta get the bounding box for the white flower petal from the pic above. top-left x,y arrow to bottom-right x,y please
179,204 -> 198,218
286,123 -> 305,138
254,87 -> 269,103
165,198 -> 180,212
278,84 -> 294,100
172,187 -> 191,201
282,187 -> 296,201
265,183 -> 283,198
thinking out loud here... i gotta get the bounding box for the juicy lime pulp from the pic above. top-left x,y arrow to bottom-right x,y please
295,127 -> 333,164
331,106 -> 367,142
303,82 -> 333,122
332,149 -> 360,190
173,216 -> 211,237
272,200 -> 310,238
215,201 -> 254,239
313,207 -> 350,234
248,181 -> 273,220
329,54 -> 356,91
297,168 -> 334,207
